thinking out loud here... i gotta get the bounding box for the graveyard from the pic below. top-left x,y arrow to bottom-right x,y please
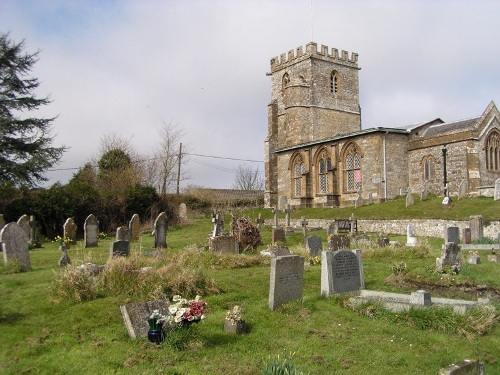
1,196 -> 500,374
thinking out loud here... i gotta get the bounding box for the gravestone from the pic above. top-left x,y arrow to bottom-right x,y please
420,184 -> 429,201
17,214 -> 30,238
461,228 -> 471,244
120,299 -> 170,339
469,215 -> 484,241
116,226 -> 130,241
268,246 -> 291,257
406,225 -> 417,246
272,207 -> 279,228
445,226 -> 460,245
129,214 -> 140,241
28,215 -> 40,246
467,254 -> 480,265
268,255 -> 304,310
154,212 -> 168,248
354,234 -> 370,245
436,242 -> 461,273
495,178 -> 500,201
211,211 -> 225,237
1,222 -> 31,271
306,235 -> 322,257
110,240 -> 130,258
58,242 -> 71,267
367,192 -> 373,205
349,213 -> 357,236
328,234 -> 350,251
179,203 -> 187,221
405,189 -> 414,207
255,213 -> 265,230
326,222 -> 338,236
84,214 -> 99,248
301,216 -> 308,237
458,179 -> 468,200
63,218 -> 77,244
321,250 -> 362,296
377,238 -> 389,247
354,193 -> 363,208
209,235 -> 239,253
272,228 -> 286,245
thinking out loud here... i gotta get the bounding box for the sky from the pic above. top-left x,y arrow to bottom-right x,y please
1,0 -> 499,190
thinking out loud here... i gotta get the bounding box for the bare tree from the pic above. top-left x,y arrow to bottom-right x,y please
147,121 -> 188,195
232,164 -> 264,190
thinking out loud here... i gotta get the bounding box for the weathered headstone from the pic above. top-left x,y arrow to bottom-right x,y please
267,246 -> 291,257
63,218 -> 77,244
328,234 -> 350,251
469,215 -> 484,241
28,215 -> 40,246
272,228 -> 286,245
211,210 -> 225,237
354,234 -> 370,245
349,213 -> 356,236
406,225 -> 417,246
367,192 -> 373,205
326,222 -> 338,236
461,228 -> 471,244
301,216 -> 308,237
377,238 -> 389,247
110,240 -> 130,258
436,242 -> 461,273
405,189 -> 414,207
84,214 -> 99,248
129,214 -> 140,241
494,178 -> 500,201
154,212 -> 168,248
445,226 -> 460,245
120,299 -> 170,339
306,235 -> 322,257
209,235 -> 239,253
116,226 -> 131,241
321,250 -> 362,296
17,214 -> 30,238
284,204 -> 291,227
458,179 -> 468,200
420,183 -> 429,201
58,242 -> 71,267
354,193 -> 363,208
1,222 -> 31,271
269,255 -> 304,310
179,203 -> 187,221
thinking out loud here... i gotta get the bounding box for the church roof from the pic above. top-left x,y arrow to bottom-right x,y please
417,117 -> 479,137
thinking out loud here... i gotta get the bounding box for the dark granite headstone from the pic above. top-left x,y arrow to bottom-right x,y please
306,235 -> 323,256
321,250 -> 361,296
110,240 -> 130,257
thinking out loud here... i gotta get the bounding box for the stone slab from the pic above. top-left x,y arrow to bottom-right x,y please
120,299 -> 170,339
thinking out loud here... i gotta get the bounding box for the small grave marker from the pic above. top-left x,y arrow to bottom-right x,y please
84,214 -> 99,248
110,240 -> 130,258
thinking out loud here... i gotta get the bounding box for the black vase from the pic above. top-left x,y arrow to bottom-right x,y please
147,329 -> 164,344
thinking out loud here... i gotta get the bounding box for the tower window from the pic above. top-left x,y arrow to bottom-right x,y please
330,71 -> 339,95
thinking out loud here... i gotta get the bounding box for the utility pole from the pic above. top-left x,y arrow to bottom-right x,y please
176,143 -> 182,195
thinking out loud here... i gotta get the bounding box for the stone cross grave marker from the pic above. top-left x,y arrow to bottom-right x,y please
129,214 -> 140,241
494,178 -> 500,201
28,215 -> 39,246
120,299 -> 170,339
469,215 -> 483,241
110,240 -> 130,258
84,214 -> 99,248
116,226 -> 131,241
58,242 -> 71,267
63,218 -> 77,245
301,216 -> 308,237
349,213 -> 356,236
461,228 -> 471,244
445,226 -> 460,245
154,212 -> 168,248
255,213 -> 265,230
321,249 -> 363,296
1,222 -> 31,271
268,255 -> 304,310
436,242 -> 461,273
272,207 -> 279,229
306,235 -> 322,257
179,203 -> 187,221
328,234 -> 350,251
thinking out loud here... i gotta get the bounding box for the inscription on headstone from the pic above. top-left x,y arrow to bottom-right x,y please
269,255 -> 304,310
321,250 -> 362,296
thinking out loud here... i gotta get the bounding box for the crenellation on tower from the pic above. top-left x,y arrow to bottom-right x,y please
270,42 -> 358,72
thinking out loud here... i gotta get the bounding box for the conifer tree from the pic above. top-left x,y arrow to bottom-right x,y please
0,33 -> 66,186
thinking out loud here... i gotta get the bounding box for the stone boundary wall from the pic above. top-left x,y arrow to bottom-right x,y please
272,219 -> 500,239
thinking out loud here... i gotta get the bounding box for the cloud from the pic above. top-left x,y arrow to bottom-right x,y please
1,0 -> 499,189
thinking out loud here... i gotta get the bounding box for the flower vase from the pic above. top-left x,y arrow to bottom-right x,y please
147,328 -> 164,344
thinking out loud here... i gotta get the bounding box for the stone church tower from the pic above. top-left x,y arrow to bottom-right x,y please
265,42 -> 362,207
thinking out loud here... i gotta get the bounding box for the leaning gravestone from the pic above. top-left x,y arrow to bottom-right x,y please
116,226 -> 130,241
129,214 -> 140,242
120,299 -> 170,339
110,240 -> 130,258
63,218 -> 77,244
17,214 -> 30,238
1,222 -> 31,271
469,215 -> 484,241
84,214 -> 99,248
154,212 -> 168,248
306,235 -> 322,257
269,255 -> 304,310
321,250 -> 362,296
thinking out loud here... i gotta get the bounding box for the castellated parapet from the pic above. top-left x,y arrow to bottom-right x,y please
270,42 -> 358,72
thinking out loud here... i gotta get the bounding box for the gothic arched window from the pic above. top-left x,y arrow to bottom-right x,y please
330,70 -> 339,95
422,156 -> 435,181
316,149 -> 331,194
343,143 -> 361,192
282,72 -> 290,93
485,130 -> 500,171
292,155 -> 305,197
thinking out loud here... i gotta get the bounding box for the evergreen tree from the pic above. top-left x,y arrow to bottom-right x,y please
0,33 -> 66,186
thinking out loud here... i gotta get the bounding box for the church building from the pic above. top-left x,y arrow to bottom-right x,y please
264,42 -> 500,208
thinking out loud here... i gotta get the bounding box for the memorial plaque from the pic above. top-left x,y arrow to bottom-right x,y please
268,255 -> 304,310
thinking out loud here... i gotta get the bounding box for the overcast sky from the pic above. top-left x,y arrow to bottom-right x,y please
2,0 -> 499,190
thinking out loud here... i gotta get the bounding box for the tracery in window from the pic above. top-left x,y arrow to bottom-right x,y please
422,156 -> 435,181
292,154 -> 305,197
485,130 -> 500,171
330,70 -> 339,95
343,143 -> 361,192
317,149 -> 331,194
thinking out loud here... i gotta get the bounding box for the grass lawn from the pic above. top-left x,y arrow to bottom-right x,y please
1,199 -> 500,374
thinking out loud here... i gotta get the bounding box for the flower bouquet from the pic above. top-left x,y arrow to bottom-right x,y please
167,295 -> 207,328
225,305 -> 245,335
